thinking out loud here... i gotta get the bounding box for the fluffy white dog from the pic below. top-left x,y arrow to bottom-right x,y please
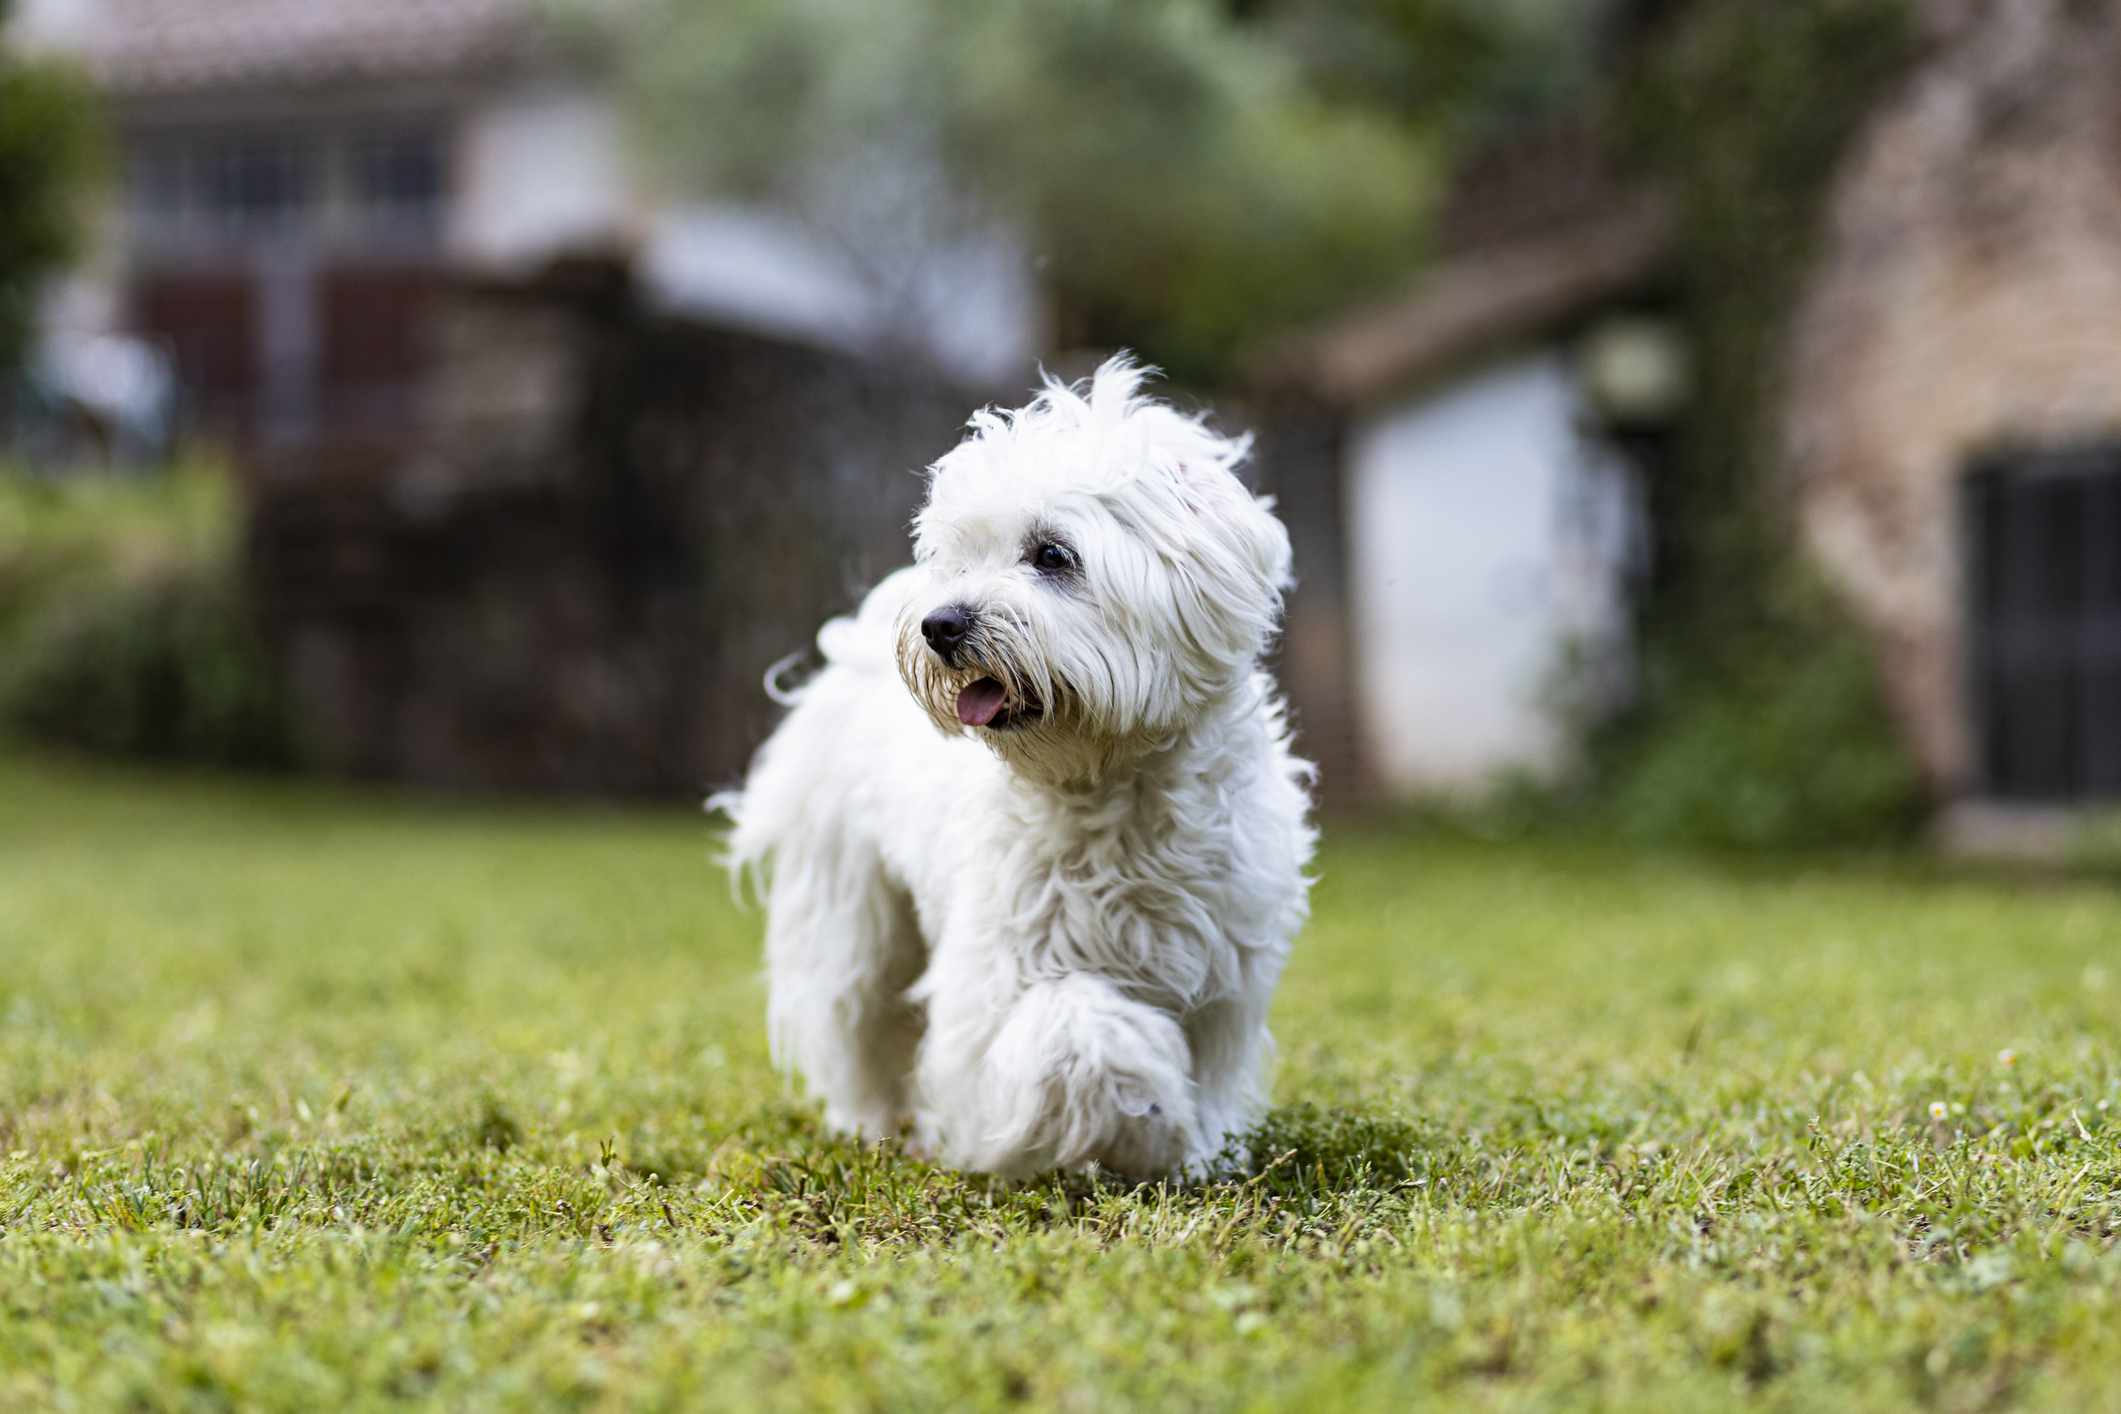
715,357 -> 1314,1179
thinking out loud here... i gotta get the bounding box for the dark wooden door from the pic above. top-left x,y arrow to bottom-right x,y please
132,272 -> 260,440
317,264 -> 441,440
1965,447 -> 2121,801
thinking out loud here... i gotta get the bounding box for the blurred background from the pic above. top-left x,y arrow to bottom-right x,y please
1,0 -> 2117,857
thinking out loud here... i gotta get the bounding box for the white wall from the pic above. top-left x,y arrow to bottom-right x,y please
452,83 -> 1042,387
640,205 -> 1043,388
7,0 -> 94,48
450,80 -> 637,268
1346,353 -> 1639,798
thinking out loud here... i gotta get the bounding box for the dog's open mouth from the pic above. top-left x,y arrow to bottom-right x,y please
956,677 -> 1041,730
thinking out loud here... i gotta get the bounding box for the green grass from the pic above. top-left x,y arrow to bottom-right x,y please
1,751 -> 2116,1411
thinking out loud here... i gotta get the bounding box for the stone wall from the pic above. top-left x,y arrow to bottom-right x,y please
252,259 -> 979,796
1780,0 -> 2121,794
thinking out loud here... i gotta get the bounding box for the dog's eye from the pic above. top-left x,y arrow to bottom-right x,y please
1031,542 -> 1074,574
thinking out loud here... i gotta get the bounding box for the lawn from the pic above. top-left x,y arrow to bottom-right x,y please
0,750 -> 2116,1411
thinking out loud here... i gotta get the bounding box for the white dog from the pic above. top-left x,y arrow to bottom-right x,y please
715,357 -> 1314,1179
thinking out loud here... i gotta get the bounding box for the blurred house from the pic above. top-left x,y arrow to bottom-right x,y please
4,0 -> 1037,796
6,0 -> 1662,805
9,0 -> 1041,453
16,0 -> 2114,822
1254,128 -> 1671,800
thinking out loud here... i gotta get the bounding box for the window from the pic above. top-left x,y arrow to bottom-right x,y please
128,143 -> 186,221
122,124 -> 446,244
127,132 -> 319,235
1964,446 -> 2121,801
199,137 -> 316,230
348,129 -> 445,233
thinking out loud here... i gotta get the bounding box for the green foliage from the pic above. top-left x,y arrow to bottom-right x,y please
1249,0 -> 1609,140
1625,0 -> 1915,614
0,468 -> 292,768
1601,582 -> 1926,850
0,8 -> 102,371
2,755 -> 2118,1407
0,466 -> 239,640
2,562 -> 293,768
1583,0 -> 1927,847
621,0 -> 1464,378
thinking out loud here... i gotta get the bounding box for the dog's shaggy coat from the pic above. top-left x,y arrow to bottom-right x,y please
716,358 -> 1314,1178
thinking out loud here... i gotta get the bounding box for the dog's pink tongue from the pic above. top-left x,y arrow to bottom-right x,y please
956,679 -> 1008,726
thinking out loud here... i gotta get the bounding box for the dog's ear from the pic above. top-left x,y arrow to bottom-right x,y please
1132,421 -> 1294,681
1225,477 -> 1294,599
1244,490 -> 1295,604
1083,358 -> 1295,683
1166,423 -> 1292,595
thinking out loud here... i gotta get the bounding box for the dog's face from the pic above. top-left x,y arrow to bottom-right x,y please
896,357 -> 1292,782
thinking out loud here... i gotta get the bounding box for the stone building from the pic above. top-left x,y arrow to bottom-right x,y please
1782,0 -> 2121,808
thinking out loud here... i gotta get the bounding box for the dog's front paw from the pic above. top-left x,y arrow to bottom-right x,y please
921,974 -> 1200,1179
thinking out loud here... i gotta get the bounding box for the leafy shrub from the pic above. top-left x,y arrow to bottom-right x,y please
0,467 -> 293,768
0,467 -> 239,641
1595,581 -> 1924,850
1,561 -> 293,767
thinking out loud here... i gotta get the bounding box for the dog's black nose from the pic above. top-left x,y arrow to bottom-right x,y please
921,605 -> 972,662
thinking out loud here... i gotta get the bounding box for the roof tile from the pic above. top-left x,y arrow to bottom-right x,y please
50,0 -> 545,95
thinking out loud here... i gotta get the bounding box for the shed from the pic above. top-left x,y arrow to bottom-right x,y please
1253,128 -> 1676,800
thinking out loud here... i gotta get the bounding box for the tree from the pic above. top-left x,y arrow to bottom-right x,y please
0,0 -> 100,376
616,0 -> 1578,381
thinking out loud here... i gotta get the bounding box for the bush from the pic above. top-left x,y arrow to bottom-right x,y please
1,561 -> 292,768
1595,581 -> 1924,851
0,468 -> 237,638
0,467 -> 294,768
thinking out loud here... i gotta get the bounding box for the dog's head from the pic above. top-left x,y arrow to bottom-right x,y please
896,355 -> 1292,782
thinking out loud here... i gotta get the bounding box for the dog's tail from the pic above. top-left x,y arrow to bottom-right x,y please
760,652 -> 810,706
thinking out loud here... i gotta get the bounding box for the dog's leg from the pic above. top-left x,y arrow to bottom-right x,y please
762,844 -> 925,1141
918,970 -> 1201,1179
